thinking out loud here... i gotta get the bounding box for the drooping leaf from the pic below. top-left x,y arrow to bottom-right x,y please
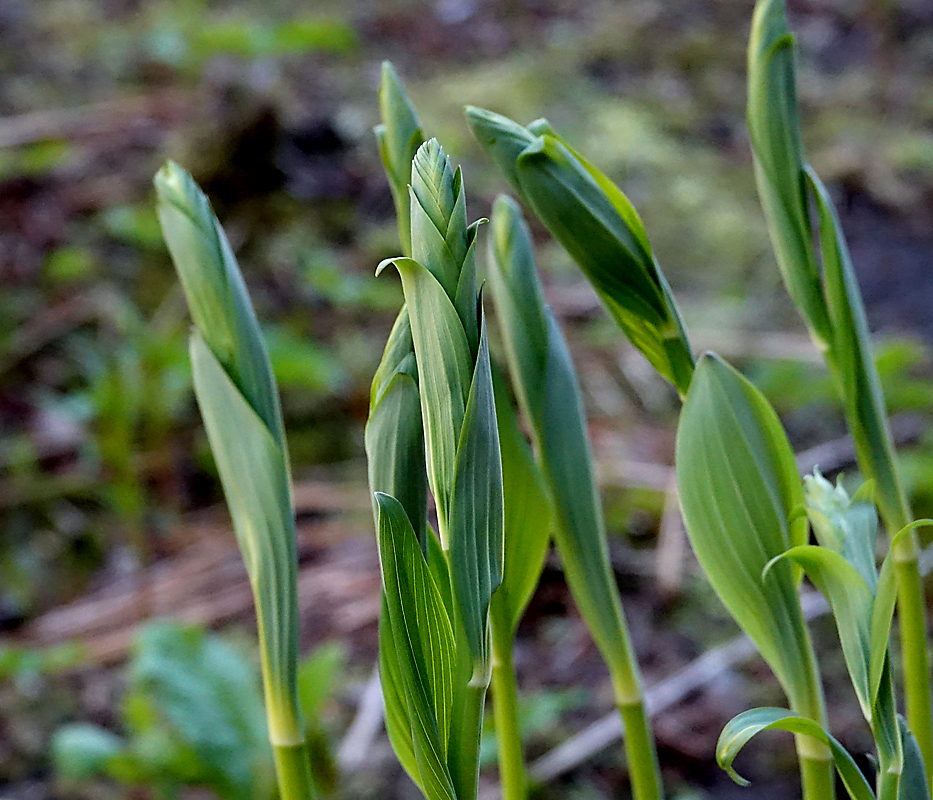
676,354 -> 821,718
376,493 -> 457,800
449,311 -> 504,687
717,708 -> 873,800
466,110 -> 694,394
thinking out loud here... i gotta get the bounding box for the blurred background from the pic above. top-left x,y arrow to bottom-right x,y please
2,0 -> 933,798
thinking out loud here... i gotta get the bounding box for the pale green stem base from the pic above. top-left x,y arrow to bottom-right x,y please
797,745 -> 834,800
894,538 -> 933,791
491,640 -> 527,800
273,742 -> 317,800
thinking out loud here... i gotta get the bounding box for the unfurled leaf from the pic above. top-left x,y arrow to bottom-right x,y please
900,716 -> 932,800
376,493 -> 457,800
53,724 -> 126,782
676,354 -> 822,720
466,109 -> 693,394
717,708 -> 873,800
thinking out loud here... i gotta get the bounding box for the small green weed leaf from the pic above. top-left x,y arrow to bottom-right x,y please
52,723 -> 126,781
717,708 -> 873,800
677,354 -> 818,712
155,161 -> 283,448
127,622 -> 273,800
900,716 -> 932,800
189,333 -> 300,744
747,0 -> 831,346
449,312 -> 504,686
490,370 -> 552,637
376,63 -> 424,257
487,196 -> 638,700
871,521 -> 933,703
378,257 -> 472,540
376,493 -> 457,800
767,545 -> 874,719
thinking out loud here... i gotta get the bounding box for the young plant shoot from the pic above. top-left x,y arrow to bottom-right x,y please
155,163 -> 316,800
747,0 -> 933,780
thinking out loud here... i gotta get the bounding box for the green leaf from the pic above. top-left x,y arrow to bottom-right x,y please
676,353 -> 821,716
747,0 -> 831,346
466,111 -> 694,394
486,195 -> 639,701
490,369 -> 552,637
379,603 -> 422,789
377,257 -> 473,543
766,545 -> 874,719
376,493 -> 457,800
717,708 -> 874,800
871,521 -> 933,704
806,165 -> 908,532
366,311 -> 429,550
189,333 -> 300,744
449,311 -> 504,686
900,716 -> 932,800
52,723 -> 126,781
376,62 -> 424,257
126,622 -> 274,800
155,161 -> 284,448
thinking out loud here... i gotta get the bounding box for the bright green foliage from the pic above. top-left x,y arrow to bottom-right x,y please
676,355 -> 826,725
466,108 -> 693,395
156,162 -> 302,748
717,709 -> 873,800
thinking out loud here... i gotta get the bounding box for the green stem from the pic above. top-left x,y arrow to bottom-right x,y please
797,746 -> 835,800
894,541 -> 933,789
617,700 -> 663,800
273,743 -> 317,800
491,628 -> 527,800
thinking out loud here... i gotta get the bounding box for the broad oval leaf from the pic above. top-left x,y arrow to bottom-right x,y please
717,708 -> 873,800
676,353 -> 822,717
